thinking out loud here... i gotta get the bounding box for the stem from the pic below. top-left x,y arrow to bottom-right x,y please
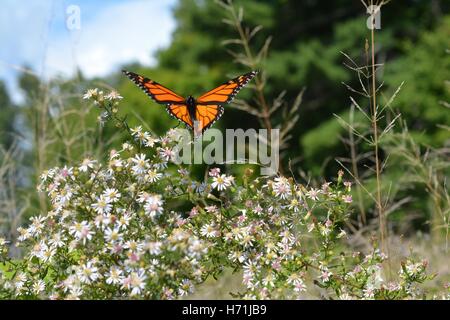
231,8 -> 272,133
349,105 -> 367,225
369,0 -> 389,268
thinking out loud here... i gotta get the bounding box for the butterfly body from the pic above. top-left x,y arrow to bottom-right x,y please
185,95 -> 197,125
122,70 -> 257,136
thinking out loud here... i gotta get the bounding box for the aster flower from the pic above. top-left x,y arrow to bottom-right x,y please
144,194 -> 164,218
117,212 -> 131,230
77,261 -> 100,284
211,174 -> 232,191
104,227 -> 123,243
200,224 -> 219,238
178,279 -> 194,296
91,195 -> 112,214
105,90 -> 123,100
145,169 -> 163,183
342,194 -> 353,203
83,88 -> 98,100
159,147 -> 175,162
272,177 -> 292,199
79,158 -> 96,172
209,168 -> 221,177
146,241 -> 162,255
131,153 -> 149,175
69,221 -> 94,244
48,232 -> 66,248
122,269 -> 147,296
103,188 -> 121,203
306,188 -> 321,201
32,280 -> 46,295
106,267 -> 124,285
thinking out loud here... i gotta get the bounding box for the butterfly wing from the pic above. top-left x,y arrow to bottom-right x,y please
123,70 -> 194,128
196,71 -> 258,105
166,104 -> 193,129
122,70 -> 185,105
194,104 -> 224,136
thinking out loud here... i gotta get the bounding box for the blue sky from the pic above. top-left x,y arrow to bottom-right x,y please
0,0 -> 177,103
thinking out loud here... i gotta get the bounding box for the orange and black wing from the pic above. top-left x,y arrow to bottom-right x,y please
194,104 -> 224,136
166,104 -> 193,129
122,70 -> 185,105
196,71 -> 258,105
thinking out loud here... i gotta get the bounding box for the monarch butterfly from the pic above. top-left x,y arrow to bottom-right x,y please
122,70 -> 257,136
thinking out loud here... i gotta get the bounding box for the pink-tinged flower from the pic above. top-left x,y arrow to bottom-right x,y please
306,188 -> 320,201
344,181 -> 352,189
208,168 -> 221,177
320,268 -> 332,282
253,205 -> 263,215
205,205 -> 218,214
144,194 -> 164,218
294,280 -> 307,293
271,259 -> 282,272
175,216 -> 186,226
159,147 -> 175,162
111,243 -> 123,254
342,195 -> 353,203
122,269 -> 147,296
238,213 -> 247,223
105,90 -> 123,100
69,221 -> 93,244
189,206 -> 199,217
363,284 -> 375,299
272,177 -> 291,199
59,166 -> 73,179
321,182 -> 331,194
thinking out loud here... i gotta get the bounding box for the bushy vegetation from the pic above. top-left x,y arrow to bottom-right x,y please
0,91 -> 443,299
0,0 -> 449,299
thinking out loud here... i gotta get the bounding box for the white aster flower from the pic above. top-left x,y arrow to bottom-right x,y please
131,153 -> 149,175
103,188 -> 121,203
49,232 -> 66,248
200,224 -> 219,238
83,88 -> 98,100
211,174 -> 232,191
77,261 -> 100,284
105,90 -> 123,100
145,169 -> 162,183
79,158 -> 96,172
122,269 -> 147,296
104,227 -> 123,243
144,194 -> 164,218
106,267 -> 123,285
91,195 -> 112,214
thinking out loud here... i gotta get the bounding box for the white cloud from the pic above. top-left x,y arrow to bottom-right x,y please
0,0 -> 176,103
46,0 -> 176,79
